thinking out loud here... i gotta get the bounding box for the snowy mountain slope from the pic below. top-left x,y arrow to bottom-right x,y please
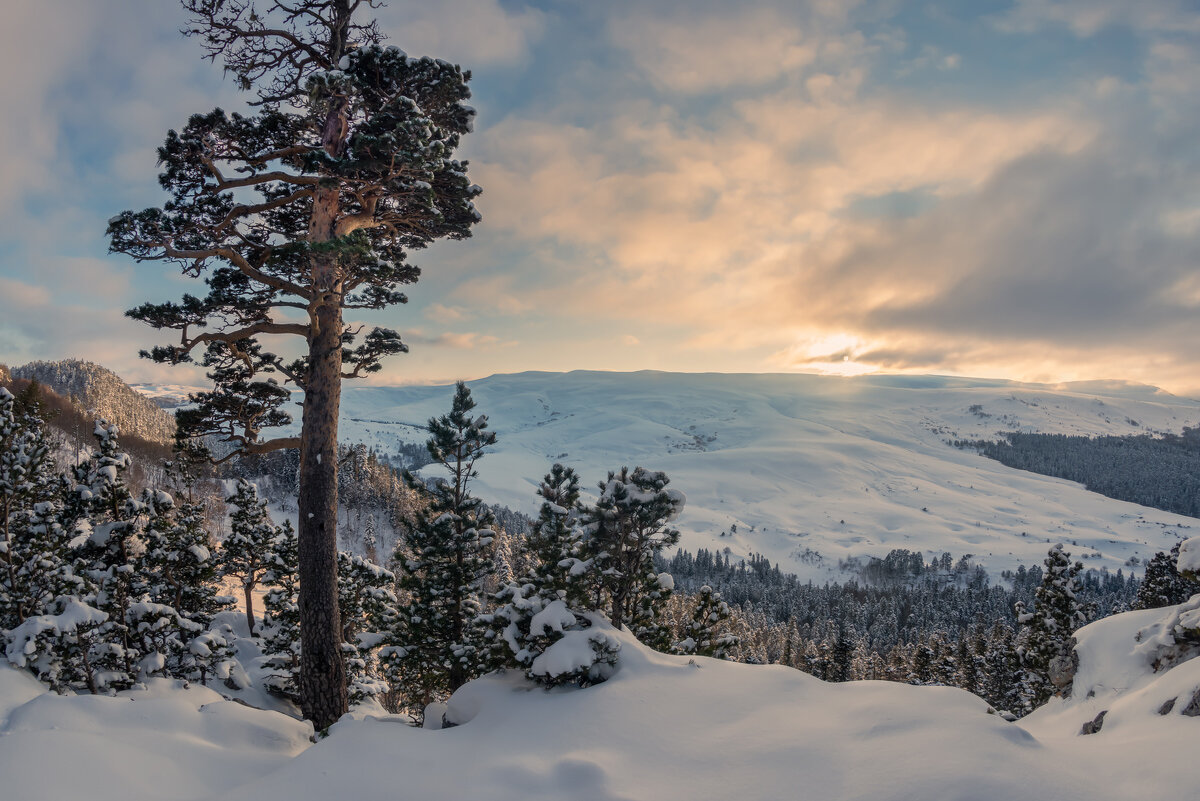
133,370 -> 1200,579
13,359 -> 178,445
322,371 -> 1200,580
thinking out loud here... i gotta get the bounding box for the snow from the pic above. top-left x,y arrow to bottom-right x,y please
0,667 -> 310,801
1177,536 -> 1200,575
1020,602 -> 1200,798
283,371 -> 1200,580
209,624 -> 1133,801
5,607 -> 1200,799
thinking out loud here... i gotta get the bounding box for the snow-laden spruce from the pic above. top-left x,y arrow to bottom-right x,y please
484,464 -> 620,687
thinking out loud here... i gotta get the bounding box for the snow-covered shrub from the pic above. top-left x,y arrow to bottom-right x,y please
5,597 -> 121,693
487,585 -> 620,687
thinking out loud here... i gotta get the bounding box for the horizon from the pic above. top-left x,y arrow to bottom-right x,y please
12,357 -> 1195,405
2,1 -> 1198,394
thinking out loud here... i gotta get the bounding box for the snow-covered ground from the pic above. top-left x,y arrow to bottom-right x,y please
4,604 -> 1198,801
1020,603 -> 1200,798
254,371 -> 1200,580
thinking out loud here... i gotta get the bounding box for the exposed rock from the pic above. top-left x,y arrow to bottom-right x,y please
1157,697 -> 1176,715
1079,710 -> 1107,735
1179,687 -> 1200,717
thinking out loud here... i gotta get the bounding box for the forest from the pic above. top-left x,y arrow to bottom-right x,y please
960,429 -> 1200,517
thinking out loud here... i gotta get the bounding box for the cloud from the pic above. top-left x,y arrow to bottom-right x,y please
376,0 -> 546,66
0,277 -> 51,308
404,330 -> 514,350
425,303 -> 467,323
474,89 -> 1091,339
609,9 -> 818,93
621,335 -> 640,346
995,0 -> 1200,36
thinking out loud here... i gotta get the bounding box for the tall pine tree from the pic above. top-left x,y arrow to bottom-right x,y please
108,0 -> 482,729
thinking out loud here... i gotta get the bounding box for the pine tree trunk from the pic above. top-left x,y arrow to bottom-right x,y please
296,85 -> 351,730
297,321 -> 347,728
244,582 -> 256,637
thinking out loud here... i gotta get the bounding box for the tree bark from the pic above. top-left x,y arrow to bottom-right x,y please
244,582 -> 256,637
297,304 -> 347,728
296,79 -> 351,730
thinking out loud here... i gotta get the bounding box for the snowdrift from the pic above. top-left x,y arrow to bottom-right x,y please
1021,600 -> 1200,799
5,611 -> 1199,800
0,666 -> 310,801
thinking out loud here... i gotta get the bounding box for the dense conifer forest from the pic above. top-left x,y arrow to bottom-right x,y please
959,429 -> 1200,518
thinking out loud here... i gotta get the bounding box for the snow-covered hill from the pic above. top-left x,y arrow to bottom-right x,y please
12,359 -> 178,445
133,370 -> 1200,578
5,606 -> 1198,801
314,371 -> 1200,580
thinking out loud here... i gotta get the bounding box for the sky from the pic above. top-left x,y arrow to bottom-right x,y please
1,0 -> 1198,395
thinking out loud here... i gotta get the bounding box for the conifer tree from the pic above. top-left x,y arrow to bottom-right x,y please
1017,544 -> 1090,710
982,621 -> 1022,715
525,464 -> 586,605
1132,543 -> 1198,610
68,422 -> 148,688
484,464 -> 620,687
336,551 -> 396,706
262,520 -> 301,700
674,584 -> 739,659
0,386 -> 68,629
578,467 -> 684,644
108,0 -> 482,729
384,382 -> 496,704
362,513 -> 378,563
220,480 -> 281,635
140,457 -> 236,683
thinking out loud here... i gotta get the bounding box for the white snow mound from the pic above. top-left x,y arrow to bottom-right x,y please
1020,602 -> 1200,798
220,624 -> 1108,801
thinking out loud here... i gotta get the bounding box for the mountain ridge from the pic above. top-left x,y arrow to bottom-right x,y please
12,359 -> 178,445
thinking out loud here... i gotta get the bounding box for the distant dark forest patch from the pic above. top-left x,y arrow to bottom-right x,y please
957,428 -> 1200,518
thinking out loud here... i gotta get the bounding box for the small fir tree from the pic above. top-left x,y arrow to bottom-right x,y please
674,584 -> 739,659
0,386 -> 72,630
220,480 -> 281,635
578,467 -> 684,645
261,520 -> 301,700
68,422 -> 148,689
384,382 -> 497,706
337,551 -> 396,706
1017,544 -> 1091,710
484,464 -> 620,687
1132,543 -> 1198,610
